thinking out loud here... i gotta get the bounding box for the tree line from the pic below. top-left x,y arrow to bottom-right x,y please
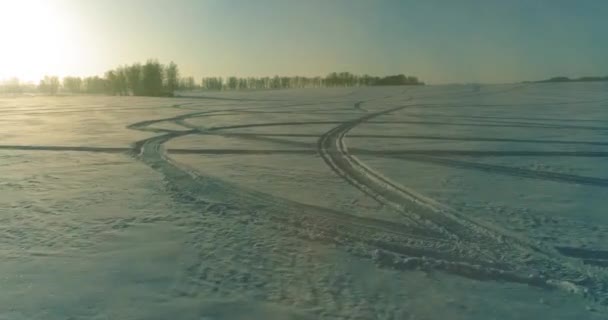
530,76 -> 608,83
0,60 -> 181,96
1,60 -> 424,95
201,72 -> 423,90
60,60 -> 180,96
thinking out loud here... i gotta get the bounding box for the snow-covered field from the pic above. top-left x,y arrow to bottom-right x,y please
1,83 -> 607,319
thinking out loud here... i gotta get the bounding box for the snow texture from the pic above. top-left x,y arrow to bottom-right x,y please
1,83 -> 608,319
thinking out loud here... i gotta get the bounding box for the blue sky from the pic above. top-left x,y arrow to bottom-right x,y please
4,0 -> 608,83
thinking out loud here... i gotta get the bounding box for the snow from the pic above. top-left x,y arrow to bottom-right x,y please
1,83 -> 607,319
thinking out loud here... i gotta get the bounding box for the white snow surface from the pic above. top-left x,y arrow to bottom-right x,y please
1,83 -> 608,319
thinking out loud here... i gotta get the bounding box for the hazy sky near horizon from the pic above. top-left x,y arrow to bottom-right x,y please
0,0 -> 607,84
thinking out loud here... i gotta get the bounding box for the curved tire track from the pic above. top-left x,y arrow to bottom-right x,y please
316,100 -> 608,304
123,95 -> 608,306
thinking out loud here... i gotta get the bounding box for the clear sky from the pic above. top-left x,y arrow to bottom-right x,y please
0,0 -> 607,84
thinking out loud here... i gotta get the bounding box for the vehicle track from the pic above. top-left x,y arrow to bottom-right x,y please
315,100 -> 608,305
410,113 -> 608,124
4,87 -> 607,310
366,119 -> 608,131
402,114 -> 608,131
366,150 -> 608,157
218,132 -> 608,146
317,103 -> 523,242
130,125 -> 485,266
193,133 -> 608,188
169,101 -> 593,290
130,121 -> 553,290
129,103 -> 490,245
393,155 -> 608,187
127,98 -> 560,293
0,145 -> 131,153
120,93 -> 608,306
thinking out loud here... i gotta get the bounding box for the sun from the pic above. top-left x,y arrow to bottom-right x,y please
0,0 -> 82,82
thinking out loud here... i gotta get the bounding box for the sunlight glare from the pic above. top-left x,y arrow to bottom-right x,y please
0,0 -> 81,82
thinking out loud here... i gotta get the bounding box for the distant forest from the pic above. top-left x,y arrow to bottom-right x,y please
0,60 -> 424,97
200,73 -> 424,90
528,76 -> 608,83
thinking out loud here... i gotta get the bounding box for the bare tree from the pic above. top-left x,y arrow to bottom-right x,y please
1,77 -> 22,94
39,76 -> 60,95
125,63 -> 143,95
63,77 -> 82,93
83,76 -> 107,94
142,59 -> 164,96
165,61 -> 179,94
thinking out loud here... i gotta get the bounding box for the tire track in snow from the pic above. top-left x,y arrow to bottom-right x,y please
392,155 -> 608,187
0,145 -> 131,153
123,94 -> 608,306
400,113 -> 608,131
189,134 -> 608,188
369,150 -> 608,157
5,88 -> 607,307
367,119 -> 608,131
317,103 -> 516,242
213,132 -> 608,147
126,91 -> 542,293
315,99 -> 608,304
127,104 -> 497,298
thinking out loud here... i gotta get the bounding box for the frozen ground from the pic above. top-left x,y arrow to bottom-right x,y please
1,83 -> 608,319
